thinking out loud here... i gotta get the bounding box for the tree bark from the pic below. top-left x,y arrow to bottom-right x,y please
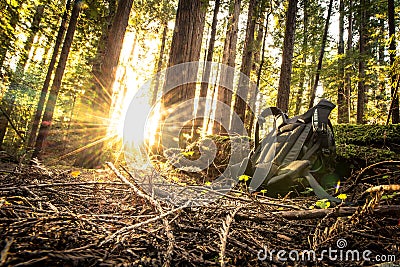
28,1 -> 72,148
74,0 -> 133,168
357,0 -> 367,124
337,0 -> 347,123
254,13 -> 270,149
159,0 -> 207,148
246,10 -> 267,136
388,0 -> 399,124
151,23 -> 168,106
0,5 -> 44,147
308,0 -> 333,109
344,0 -> 353,123
0,3 -> 20,70
377,19 -> 386,114
163,0 -> 206,107
97,0 -> 132,103
200,0 -> 220,98
197,0 -> 221,137
277,0 -> 298,113
32,0 -> 82,159
214,0 -> 241,134
294,0 -> 308,115
232,0 -> 257,131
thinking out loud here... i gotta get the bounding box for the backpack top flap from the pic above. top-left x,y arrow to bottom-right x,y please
299,99 -> 336,125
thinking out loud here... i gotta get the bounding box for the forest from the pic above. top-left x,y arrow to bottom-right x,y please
0,0 -> 400,266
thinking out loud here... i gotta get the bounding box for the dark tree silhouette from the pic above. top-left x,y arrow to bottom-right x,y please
33,0 -> 82,159
387,0 -> 399,124
0,5 -> 44,147
308,0 -> 333,109
28,0 -> 72,148
277,0 -> 298,113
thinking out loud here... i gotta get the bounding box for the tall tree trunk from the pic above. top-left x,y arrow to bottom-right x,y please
214,0 -> 241,134
28,0 -> 72,148
308,0 -> 333,109
160,0 -> 207,147
388,0 -> 399,123
344,0 -> 352,123
198,0 -> 221,136
232,0 -> 257,132
151,23 -> 167,105
254,13 -> 270,149
97,0 -> 133,102
0,5 -> 44,147
163,0 -> 206,106
74,0 -> 133,168
200,0 -> 220,98
294,0 -> 308,115
377,18 -> 386,112
32,0 -> 82,159
0,3 -> 20,70
277,0 -> 298,113
246,10 -> 267,136
357,0 -> 367,124
337,0 -> 347,123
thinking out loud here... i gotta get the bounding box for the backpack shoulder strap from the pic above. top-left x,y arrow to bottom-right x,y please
255,107 -> 286,149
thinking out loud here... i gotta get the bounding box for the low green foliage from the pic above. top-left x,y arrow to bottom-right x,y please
334,124 -> 400,164
334,124 -> 400,146
315,199 -> 331,209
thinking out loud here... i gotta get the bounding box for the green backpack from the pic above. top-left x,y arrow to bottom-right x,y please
246,99 -> 340,202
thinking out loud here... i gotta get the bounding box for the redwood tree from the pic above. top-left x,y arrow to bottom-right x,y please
357,0 -> 367,124
294,0 -> 308,115
308,0 -> 333,109
214,0 -> 241,134
33,0 -> 83,159
158,0 -> 207,148
337,0 -> 347,123
74,0 -> 134,167
344,0 -> 353,123
388,0 -> 399,124
200,0 -> 221,98
28,0 -> 72,148
277,0 -> 298,113
232,0 -> 257,131
0,4 -> 44,147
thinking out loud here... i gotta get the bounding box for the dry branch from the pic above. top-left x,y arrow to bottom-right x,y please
244,205 -> 400,220
0,237 -> 13,266
364,184 -> 400,193
0,182 -> 126,191
219,206 -> 241,267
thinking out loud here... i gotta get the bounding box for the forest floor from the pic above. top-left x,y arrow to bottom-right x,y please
0,160 -> 399,266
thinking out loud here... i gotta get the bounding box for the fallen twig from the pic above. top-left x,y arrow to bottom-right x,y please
99,205 -> 185,246
219,206 -> 242,267
353,161 -> 400,186
245,205 -> 400,220
0,237 -> 13,266
0,182 -> 127,191
105,162 -> 181,266
364,184 -> 400,194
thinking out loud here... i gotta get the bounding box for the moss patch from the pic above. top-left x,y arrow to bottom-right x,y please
334,124 -> 400,165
